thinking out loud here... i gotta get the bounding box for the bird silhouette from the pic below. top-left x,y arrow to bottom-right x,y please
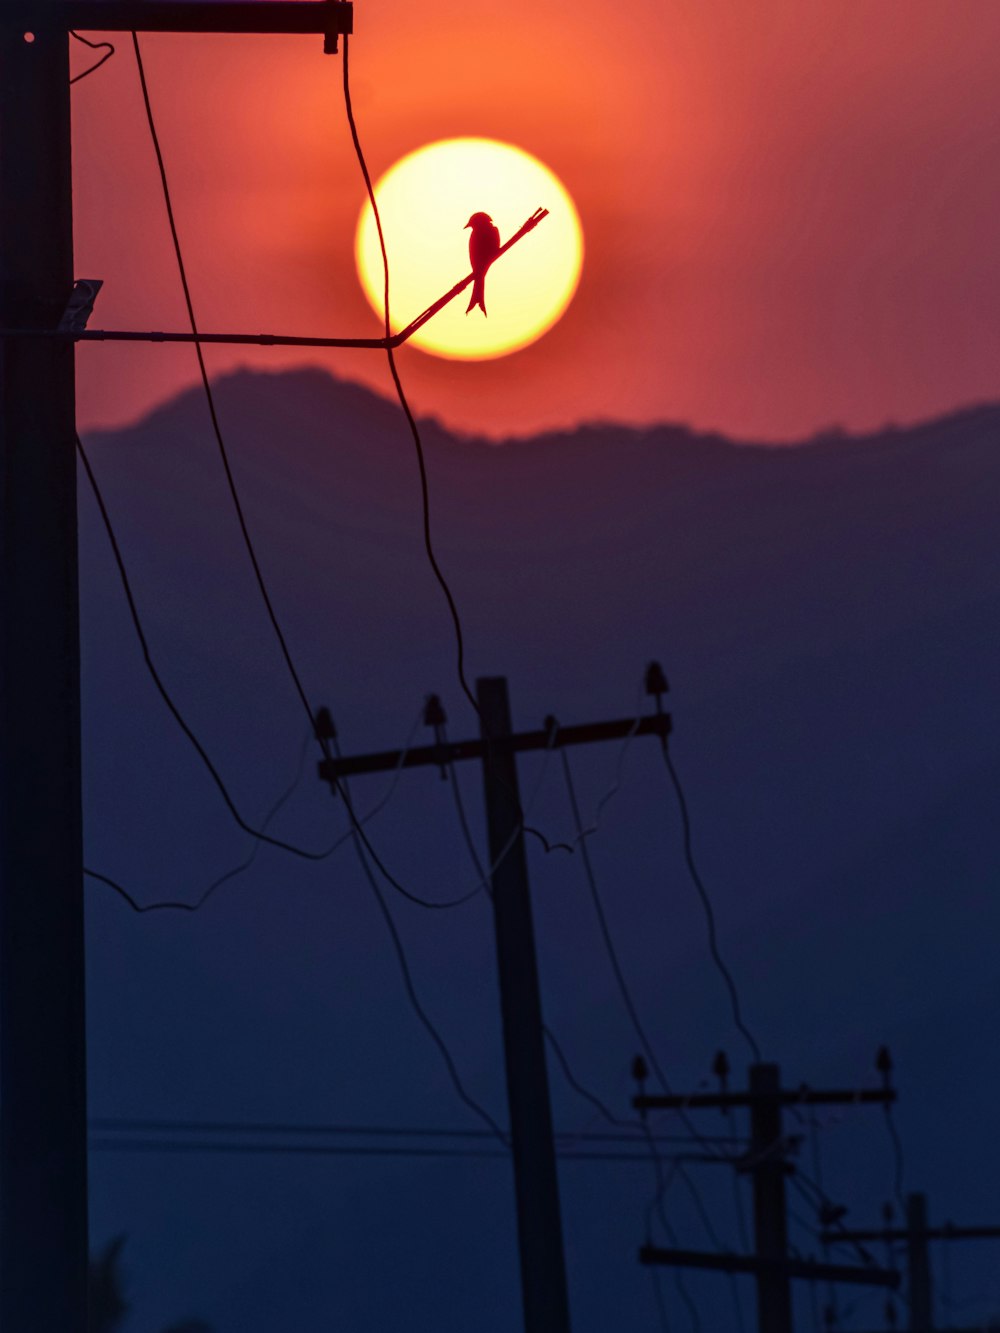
465,212 -> 501,316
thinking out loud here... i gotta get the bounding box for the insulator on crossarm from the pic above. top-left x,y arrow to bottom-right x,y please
314,706 -> 336,741
424,694 -> 446,728
645,660 -> 669,704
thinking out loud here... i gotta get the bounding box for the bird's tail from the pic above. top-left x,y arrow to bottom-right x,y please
466,275 -> 487,316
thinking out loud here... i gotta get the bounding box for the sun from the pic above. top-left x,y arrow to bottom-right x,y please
354,138 -> 584,360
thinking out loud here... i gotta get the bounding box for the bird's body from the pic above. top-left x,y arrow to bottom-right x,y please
465,212 -> 501,316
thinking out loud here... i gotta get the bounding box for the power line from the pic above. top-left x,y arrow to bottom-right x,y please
82,425 -> 467,916
339,766 -> 508,1144
131,31 -> 318,735
659,741 -> 761,1065
69,29 -> 115,84
89,1115 -> 742,1147
76,433 -> 336,864
559,746 -> 672,1093
88,1137 -> 713,1165
340,35 -> 478,728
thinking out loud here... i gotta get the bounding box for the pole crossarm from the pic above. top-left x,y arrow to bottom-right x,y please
0,209 -> 550,352
634,1086 -> 895,1112
318,711 -> 670,786
822,1223 -> 1000,1244
0,1 -> 353,36
638,1247 -> 901,1289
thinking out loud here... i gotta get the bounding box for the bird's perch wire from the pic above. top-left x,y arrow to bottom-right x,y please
2,209 -> 550,351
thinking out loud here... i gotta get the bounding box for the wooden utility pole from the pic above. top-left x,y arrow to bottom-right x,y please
823,1191 -> 1000,1333
477,677 -> 571,1333
0,6 -> 352,1331
636,1061 -> 901,1333
749,1063 -> 793,1333
0,16 -> 87,1333
318,671 -> 673,1333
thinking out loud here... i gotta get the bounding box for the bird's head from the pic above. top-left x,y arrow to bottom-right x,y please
465,212 -> 494,230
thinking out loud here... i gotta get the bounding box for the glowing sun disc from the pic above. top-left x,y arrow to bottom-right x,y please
355,137 -> 584,360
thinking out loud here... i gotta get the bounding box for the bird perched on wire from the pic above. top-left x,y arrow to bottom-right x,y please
465,212 -> 501,316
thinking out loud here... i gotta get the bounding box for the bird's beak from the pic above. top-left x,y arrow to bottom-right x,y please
464,218 -> 473,228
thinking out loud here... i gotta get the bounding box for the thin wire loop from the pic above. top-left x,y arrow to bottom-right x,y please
70,30 -> 115,84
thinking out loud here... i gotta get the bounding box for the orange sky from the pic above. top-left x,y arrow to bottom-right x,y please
72,0 -> 1000,440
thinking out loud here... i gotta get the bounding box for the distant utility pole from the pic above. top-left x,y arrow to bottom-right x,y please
823,1191 -> 1000,1333
635,1060 -> 901,1333
0,5 -> 351,1332
318,671 -> 673,1333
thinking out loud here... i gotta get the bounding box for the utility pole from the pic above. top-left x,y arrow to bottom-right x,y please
318,669 -> 673,1333
749,1063 -> 794,1333
477,677 -> 571,1333
822,1191 -> 1000,1333
635,1059 -> 901,1333
0,6 -> 352,1331
0,15 -> 87,1333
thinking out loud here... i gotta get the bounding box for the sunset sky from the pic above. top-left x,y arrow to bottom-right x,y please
71,0 -> 1000,440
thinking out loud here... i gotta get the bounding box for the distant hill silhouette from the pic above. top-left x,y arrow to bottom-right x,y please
80,368 -> 1000,1333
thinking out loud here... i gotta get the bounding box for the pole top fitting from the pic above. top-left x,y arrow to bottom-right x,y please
876,1045 -> 893,1089
323,0 -> 353,53
314,706 -> 336,741
632,1054 -> 649,1118
645,661 -> 669,709
424,694 -> 446,728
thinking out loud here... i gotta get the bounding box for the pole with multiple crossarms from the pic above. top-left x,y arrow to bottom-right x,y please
318,670 -> 672,1333
635,1059 -> 901,1333
821,1191 -> 1000,1333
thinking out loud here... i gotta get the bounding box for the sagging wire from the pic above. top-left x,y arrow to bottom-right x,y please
88,711 -> 426,914
70,30 -> 115,85
86,726 -> 312,914
340,34 -> 479,728
440,706 -> 572,906
131,32 -> 319,738
77,433 -> 338,863
645,662 -> 761,1065
336,754 -> 508,1144
560,745 -> 673,1094
642,1123 -> 702,1333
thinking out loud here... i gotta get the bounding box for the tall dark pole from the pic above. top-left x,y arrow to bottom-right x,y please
477,677 -> 572,1333
749,1063 -> 793,1333
0,15 -> 88,1333
907,1193 -> 933,1332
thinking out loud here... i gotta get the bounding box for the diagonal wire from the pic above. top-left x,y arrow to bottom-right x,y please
658,741 -> 761,1063
131,32 -> 318,736
77,433 -> 335,862
86,725 -> 312,913
560,746 -> 672,1091
642,1124 -> 702,1333
340,34 -> 478,727
88,712 -> 427,913
337,759 -> 507,1144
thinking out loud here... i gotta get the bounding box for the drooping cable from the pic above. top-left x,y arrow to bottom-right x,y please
131,32 -> 318,736
642,1124 -> 702,1333
77,432 -> 333,862
86,725 -> 311,913
658,742 -> 762,1063
339,766 -> 507,1144
70,30 -> 116,84
560,746 -> 671,1091
88,712 -> 426,913
340,34 -> 478,726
